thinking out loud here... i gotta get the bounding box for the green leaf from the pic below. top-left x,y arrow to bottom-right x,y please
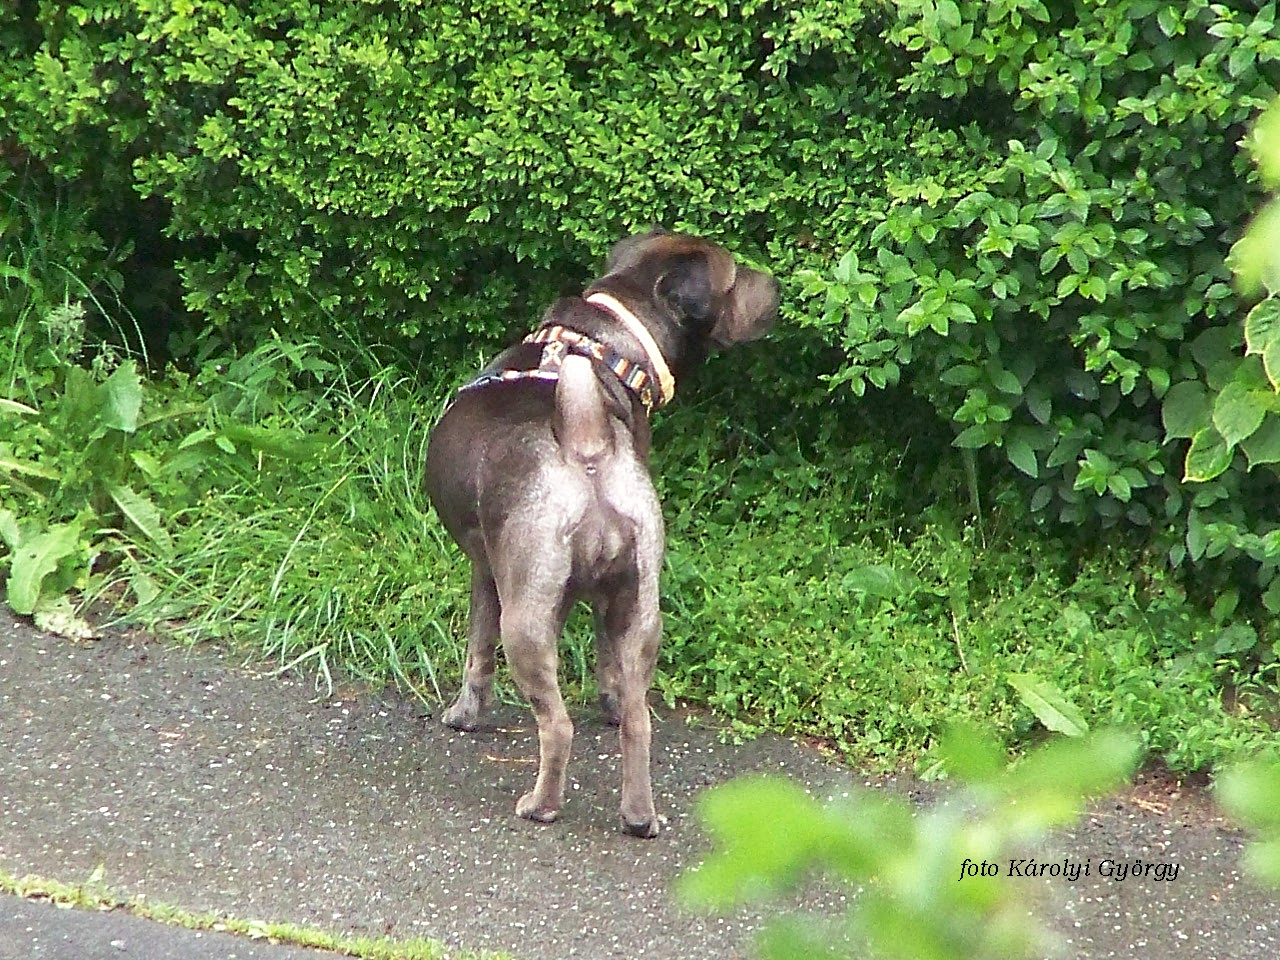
1007,673 -> 1089,737
1184,427 -> 1234,482
0,457 -> 61,480
938,722 -> 1006,784
990,367 -> 1022,395
1006,436 -> 1038,477
106,483 -> 174,557
4,521 -> 83,616
678,777 -> 828,910
840,564 -> 919,599
1030,484 -> 1054,512
1162,380 -> 1210,439
0,509 -> 18,550
1264,577 -> 1280,614
953,424 -> 995,448
1243,838 -> 1280,889
1217,760 -> 1280,830
1025,385 -> 1051,424
1212,381 -> 1267,446
102,362 -> 143,433
1187,509 -> 1208,561
1214,623 -> 1258,655
1242,416 -> 1280,468
940,364 -> 980,386
1245,298 -> 1280,390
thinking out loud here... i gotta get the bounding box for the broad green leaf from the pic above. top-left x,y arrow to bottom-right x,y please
953,424 -> 995,448
1184,427 -> 1233,482
1006,673 -> 1089,737
1230,201 -> 1280,298
1214,623 -> 1258,655
940,364 -> 980,386
1242,416 -> 1280,468
102,362 -> 143,433
938,722 -> 1006,784
1187,509 -> 1208,561
990,367 -> 1022,395
1264,577 -> 1280,614
679,777 -> 829,909
1006,436 -> 1038,477
1006,730 -> 1142,817
1025,385 -> 1052,424
0,509 -> 18,550
106,482 -> 174,556
1030,484 -> 1053,512
1217,760 -> 1280,830
1190,326 -> 1240,372
936,0 -> 962,29
4,521 -> 82,616
1161,380 -> 1210,439
1212,381 -> 1267,446
1243,838 -> 1280,889
841,564 -> 919,599
1245,298 -> 1280,390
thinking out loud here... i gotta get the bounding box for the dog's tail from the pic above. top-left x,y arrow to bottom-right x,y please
554,354 -> 614,465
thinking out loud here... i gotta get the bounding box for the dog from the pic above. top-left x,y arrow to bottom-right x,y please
425,229 -> 778,837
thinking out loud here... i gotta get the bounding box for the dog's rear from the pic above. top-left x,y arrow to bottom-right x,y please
426,229 -> 777,836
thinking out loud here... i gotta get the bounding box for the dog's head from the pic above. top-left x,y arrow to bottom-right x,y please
588,229 -> 778,363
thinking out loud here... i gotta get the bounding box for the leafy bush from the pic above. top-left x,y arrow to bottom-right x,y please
793,1 -> 1280,626
1,0 -> 900,354
652,384 -> 1275,770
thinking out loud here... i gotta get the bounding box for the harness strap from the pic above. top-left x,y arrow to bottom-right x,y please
455,324 -> 659,414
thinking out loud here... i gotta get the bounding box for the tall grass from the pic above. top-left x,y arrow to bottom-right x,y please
119,342 -> 470,699
88,337 -> 1276,769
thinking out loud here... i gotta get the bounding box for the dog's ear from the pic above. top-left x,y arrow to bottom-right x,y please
711,268 -> 779,345
654,254 -> 714,323
605,227 -> 669,272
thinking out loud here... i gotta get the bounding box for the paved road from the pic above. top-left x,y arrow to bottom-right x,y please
2,608 -> 1278,959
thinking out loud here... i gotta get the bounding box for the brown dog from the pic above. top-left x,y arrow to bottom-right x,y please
425,229 -> 778,836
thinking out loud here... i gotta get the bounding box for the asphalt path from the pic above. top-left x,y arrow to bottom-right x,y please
2,608 -> 1278,959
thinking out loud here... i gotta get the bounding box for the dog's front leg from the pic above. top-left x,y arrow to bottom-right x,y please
502,605 -> 574,823
442,563 -> 500,731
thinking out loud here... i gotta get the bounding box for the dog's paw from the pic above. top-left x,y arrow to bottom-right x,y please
516,792 -> 559,824
597,691 -> 622,727
441,703 -> 478,732
621,816 -> 659,839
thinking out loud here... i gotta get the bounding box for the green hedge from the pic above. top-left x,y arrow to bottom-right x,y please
1,0 -> 913,351
2,1 -> 1278,623
792,0 -> 1280,621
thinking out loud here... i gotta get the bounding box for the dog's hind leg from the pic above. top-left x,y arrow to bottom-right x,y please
610,569 -> 662,838
442,562 -> 500,731
592,598 -> 624,727
501,597 -> 575,824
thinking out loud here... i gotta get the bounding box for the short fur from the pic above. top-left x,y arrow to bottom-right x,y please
425,229 -> 778,837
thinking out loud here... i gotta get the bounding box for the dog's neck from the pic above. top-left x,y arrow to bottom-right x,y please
584,292 -> 676,406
